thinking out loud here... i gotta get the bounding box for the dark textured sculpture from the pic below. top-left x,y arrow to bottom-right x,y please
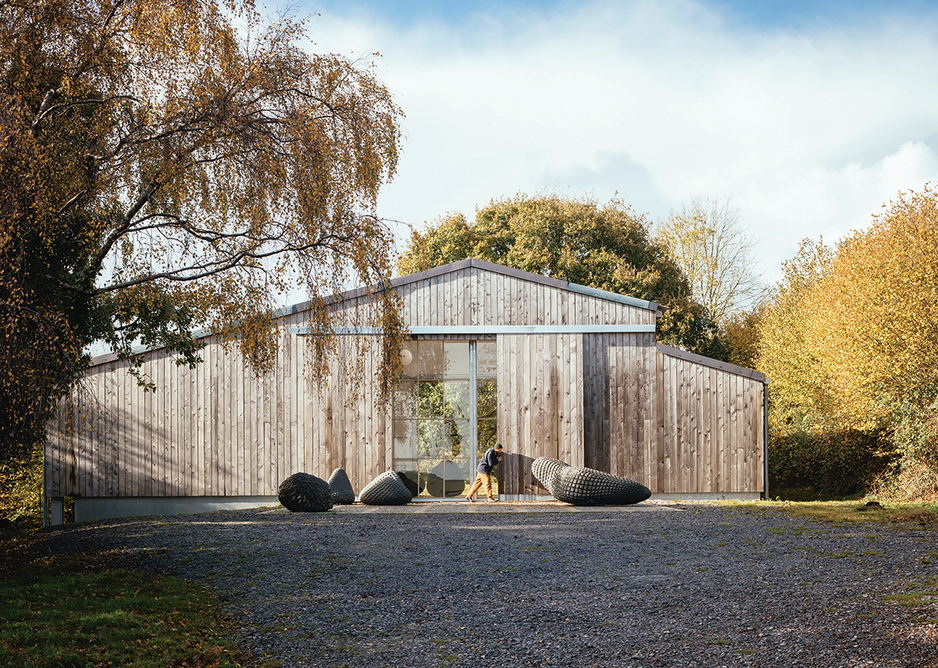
278,472 -> 334,512
327,468 -> 355,505
531,457 -> 570,495
552,466 -> 651,506
359,470 -> 413,505
396,472 -> 419,498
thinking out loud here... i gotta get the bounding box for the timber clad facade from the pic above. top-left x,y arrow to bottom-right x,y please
45,259 -> 766,523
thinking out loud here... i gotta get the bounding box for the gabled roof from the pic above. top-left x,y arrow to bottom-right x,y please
290,258 -> 663,316
399,258 -> 662,313
89,258 -> 663,366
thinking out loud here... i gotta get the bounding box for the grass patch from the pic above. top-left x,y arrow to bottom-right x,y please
1,567 -> 250,667
0,516 -> 254,668
720,500 -> 938,527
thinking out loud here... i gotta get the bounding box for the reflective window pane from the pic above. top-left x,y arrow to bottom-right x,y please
393,420 -> 417,459
417,382 -> 444,419
444,458 -> 471,498
443,341 -> 470,378
418,419 -> 450,458
418,340 -> 445,378
419,458 -> 446,497
442,418 -> 470,458
401,341 -> 418,378
477,341 -> 497,379
395,460 -> 418,487
477,380 -> 497,419
444,381 -> 470,420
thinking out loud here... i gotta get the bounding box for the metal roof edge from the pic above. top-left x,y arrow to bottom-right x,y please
655,343 -> 768,383
565,283 -> 660,312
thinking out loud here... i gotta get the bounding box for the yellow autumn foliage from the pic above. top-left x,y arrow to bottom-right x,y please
760,187 -> 938,497
809,187 -> 938,429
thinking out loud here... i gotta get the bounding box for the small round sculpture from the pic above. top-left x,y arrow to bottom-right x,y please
531,457 -> 570,495
278,472 -> 334,512
552,466 -> 651,506
327,468 -> 355,505
359,470 -> 413,505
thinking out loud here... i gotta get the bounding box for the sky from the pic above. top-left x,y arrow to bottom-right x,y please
283,0 -> 938,287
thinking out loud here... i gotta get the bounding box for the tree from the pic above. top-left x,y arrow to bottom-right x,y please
0,0 -> 405,462
756,238 -> 890,497
399,194 -> 728,357
758,185 -> 938,498
805,187 -> 938,496
758,237 -> 837,433
810,188 -> 938,427
722,305 -> 764,370
656,195 -> 766,324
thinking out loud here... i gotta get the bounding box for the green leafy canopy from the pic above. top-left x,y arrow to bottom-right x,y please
399,193 -> 729,357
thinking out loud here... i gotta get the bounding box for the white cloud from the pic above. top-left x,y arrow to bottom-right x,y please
741,141 -> 938,277
298,0 -> 938,285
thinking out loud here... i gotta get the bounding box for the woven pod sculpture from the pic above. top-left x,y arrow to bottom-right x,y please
396,472 -> 419,497
327,468 -> 356,505
278,472 -> 334,512
552,466 -> 651,506
531,457 -> 570,495
359,470 -> 414,505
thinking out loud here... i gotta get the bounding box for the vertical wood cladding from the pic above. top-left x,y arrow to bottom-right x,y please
45,262 -> 764,500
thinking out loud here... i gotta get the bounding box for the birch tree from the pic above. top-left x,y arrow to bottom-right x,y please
656,196 -> 766,324
0,0 -> 405,461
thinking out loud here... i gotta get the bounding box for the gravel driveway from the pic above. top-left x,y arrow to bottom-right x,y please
45,502 -> 938,667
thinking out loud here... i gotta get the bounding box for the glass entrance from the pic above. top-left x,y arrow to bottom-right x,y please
393,340 -> 497,498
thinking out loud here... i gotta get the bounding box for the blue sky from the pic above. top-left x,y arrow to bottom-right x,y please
302,0 -> 938,30
282,0 -> 938,286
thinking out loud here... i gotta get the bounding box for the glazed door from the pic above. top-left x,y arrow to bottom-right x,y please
393,340 -> 497,497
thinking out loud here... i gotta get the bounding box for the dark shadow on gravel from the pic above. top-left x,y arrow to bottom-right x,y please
43,504 -> 938,668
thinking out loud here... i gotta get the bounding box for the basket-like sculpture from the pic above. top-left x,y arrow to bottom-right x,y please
552,466 -> 651,506
396,472 -> 419,497
278,472 -> 334,512
531,457 -> 570,495
359,470 -> 413,505
327,468 -> 356,505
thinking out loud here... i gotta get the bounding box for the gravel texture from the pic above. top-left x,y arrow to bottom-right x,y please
42,502 -> 938,667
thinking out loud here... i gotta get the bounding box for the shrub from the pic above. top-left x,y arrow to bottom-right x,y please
769,427 -> 892,498
874,397 -> 938,501
0,442 -> 42,524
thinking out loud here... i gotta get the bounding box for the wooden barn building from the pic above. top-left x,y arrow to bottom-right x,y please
44,259 -> 768,524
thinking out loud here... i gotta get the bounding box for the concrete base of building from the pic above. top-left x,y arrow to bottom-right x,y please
62,496 -> 280,525
43,490 -> 765,526
501,492 -> 763,503
650,492 -> 763,502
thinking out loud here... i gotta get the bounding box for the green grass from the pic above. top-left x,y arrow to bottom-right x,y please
720,499 -> 938,527
0,517 -> 255,668
884,577 -> 938,608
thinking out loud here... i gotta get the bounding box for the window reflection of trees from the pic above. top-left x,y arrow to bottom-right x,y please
393,340 -> 496,497
476,379 -> 497,459
416,381 -> 469,457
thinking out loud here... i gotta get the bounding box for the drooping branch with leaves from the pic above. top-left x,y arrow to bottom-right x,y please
0,0 -> 405,460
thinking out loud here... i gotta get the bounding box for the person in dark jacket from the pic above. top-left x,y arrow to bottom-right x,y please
465,444 -> 504,502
